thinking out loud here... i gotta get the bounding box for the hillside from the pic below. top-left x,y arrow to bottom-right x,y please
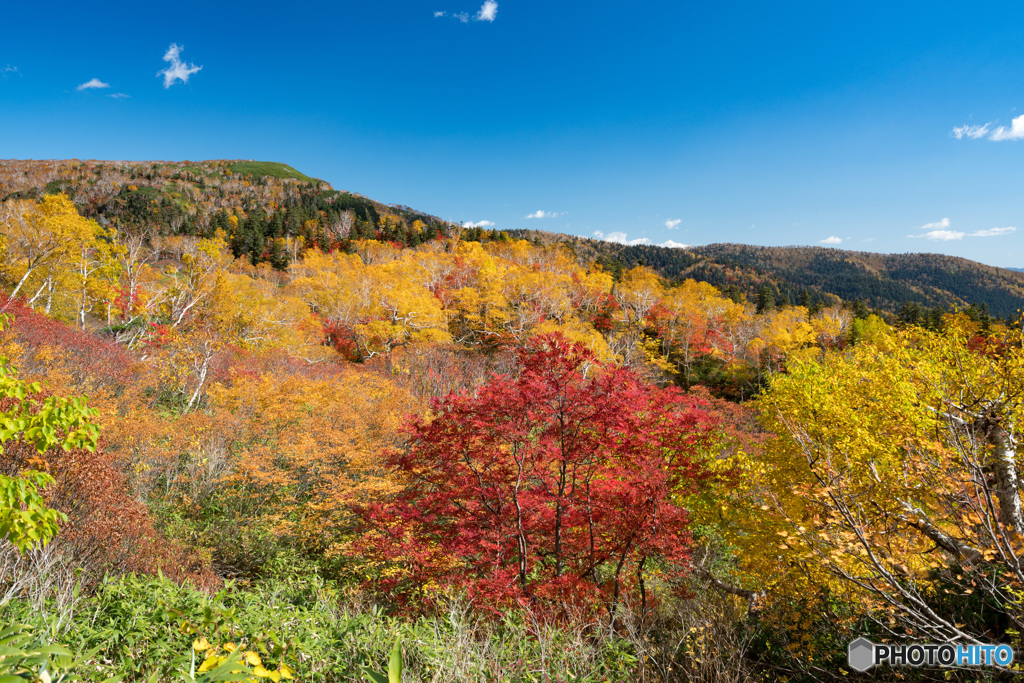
0,159 -> 455,263
521,232 -> 1024,319
2,158 -> 1023,682
3,158 -> 1022,318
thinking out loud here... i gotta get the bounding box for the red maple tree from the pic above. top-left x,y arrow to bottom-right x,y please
360,333 -> 726,620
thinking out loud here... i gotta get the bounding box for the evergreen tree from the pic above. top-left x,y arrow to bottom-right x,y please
756,285 -> 775,314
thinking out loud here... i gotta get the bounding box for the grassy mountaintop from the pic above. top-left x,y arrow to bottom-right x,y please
227,161 -> 317,182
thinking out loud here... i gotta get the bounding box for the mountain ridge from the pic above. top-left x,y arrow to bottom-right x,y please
2,158 -> 1022,318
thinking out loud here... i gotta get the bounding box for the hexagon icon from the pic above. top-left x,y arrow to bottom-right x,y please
848,638 -> 875,672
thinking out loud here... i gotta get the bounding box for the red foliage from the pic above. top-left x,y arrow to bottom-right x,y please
0,296 -> 138,393
967,333 -> 1012,359
320,316 -> 362,361
112,285 -> 140,321
359,333 -> 726,618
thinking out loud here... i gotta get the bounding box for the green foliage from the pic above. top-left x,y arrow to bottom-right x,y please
0,572 -> 647,682
0,624 -> 118,683
0,313 -> 98,553
0,470 -> 66,554
360,640 -> 401,683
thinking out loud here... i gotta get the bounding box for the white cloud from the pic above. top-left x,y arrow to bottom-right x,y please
908,218 -> 1016,241
593,230 -> 650,246
463,220 -> 494,228
158,43 -> 202,88
923,229 -> 966,241
524,210 -> 565,219
819,236 -> 842,245
1,65 -> 16,78
952,123 -> 991,140
76,78 -> 110,91
593,231 -> 689,248
476,0 -> 498,21
665,218 -> 682,230
918,217 -> 950,231
109,93 -> 131,99
436,2 -> 496,23
952,114 -> 1024,141
990,114 -> 1024,141
970,226 -> 1016,237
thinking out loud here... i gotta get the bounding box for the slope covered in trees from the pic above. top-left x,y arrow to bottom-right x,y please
3,159 -> 1021,319
1,166 -> 1021,681
0,158 -> 455,270
536,232 -> 1024,318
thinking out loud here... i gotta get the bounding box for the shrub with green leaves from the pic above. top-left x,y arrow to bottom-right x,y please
0,312 -> 99,554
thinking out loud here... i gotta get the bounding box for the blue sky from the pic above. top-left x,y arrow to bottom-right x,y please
2,1 -> 1023,266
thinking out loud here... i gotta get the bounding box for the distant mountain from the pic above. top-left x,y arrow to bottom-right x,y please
513,231 -> 1024,320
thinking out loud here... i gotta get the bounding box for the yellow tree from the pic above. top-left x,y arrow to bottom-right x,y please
658,279 -> 745,386
209,369 -> 419,564
0,195 -> 119,322
610,266 -> 669,373
716,320 -> 1024,644
289,248 -> 449,360
68,218 -> 123,329
746,306 -> 817,376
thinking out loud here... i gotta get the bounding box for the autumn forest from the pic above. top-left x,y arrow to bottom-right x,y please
0,159 -> 1022,682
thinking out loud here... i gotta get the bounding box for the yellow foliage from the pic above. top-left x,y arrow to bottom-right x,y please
210,368 -> 420,559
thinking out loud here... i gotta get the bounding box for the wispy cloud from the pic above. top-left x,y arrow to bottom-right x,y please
971,226 -> 1016,237
819,236 -> 842,245
919,217 -> 951,231
463,220 -> 494,228
990,115 -> 1024,141
665,219 -> 682,230
908,218 -> 1016,241
1,65 -> 16,79
435,1 -> 497,23
109,93 -> 131,99
477,0 -> 498,21
525,210 -> 565,219
951,123 -> 991,140
158,44 -> 202,88
952,113 -> 1024,141
77,78 -> 110,91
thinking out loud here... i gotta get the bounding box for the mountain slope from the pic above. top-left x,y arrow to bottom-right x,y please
3,158 -> 1022,318
521,232 -> 1024,319
0,158 -> 453,251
